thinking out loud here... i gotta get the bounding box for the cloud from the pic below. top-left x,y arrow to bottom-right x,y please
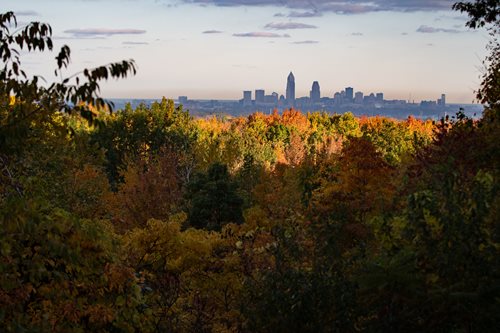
122,41 -> 149,45
401,32 -> 408,35
288,10 -> 322,17
181,0 -> 455,15
233,32 -> 290,38
274,11 -> 321,17
54,36 -> 106,40
416,25 -> 462,33
15,10 -> 40,16
64,28 -> 146,38
292,40 -> 319,44
265,22 -> 317,30
319,3 -> 378,14
203,30 -> 223,34
351,32 -> 363,36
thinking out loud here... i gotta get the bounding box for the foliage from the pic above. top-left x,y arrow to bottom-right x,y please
90,98 -> 195,187
105,148 -> 183,230
1,7 -> 499,333
186,163 -> 243,231
453,0 -> 499,28
0,198 -> 146,332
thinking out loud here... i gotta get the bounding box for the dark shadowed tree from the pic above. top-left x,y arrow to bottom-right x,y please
186,162 -> 243,231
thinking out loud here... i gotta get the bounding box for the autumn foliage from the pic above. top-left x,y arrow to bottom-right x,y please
1,8 -> 500,333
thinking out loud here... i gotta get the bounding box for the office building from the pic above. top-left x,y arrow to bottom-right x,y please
243,90 -> 252,106
438,94 -> 446,106
255,89 -> 265,104
310,81 -> 320,103
345,87 -> 354,103
286,72 -> 295,105
354,92 -> 364,104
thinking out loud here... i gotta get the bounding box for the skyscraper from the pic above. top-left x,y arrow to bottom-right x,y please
243,90 -> 252,106
255,89 -> 265,104
345,87 -> 354,103
310,81 -> 320,103
354,91 -> 364,104
286,72 -> 295,105
438,93 -> 446,106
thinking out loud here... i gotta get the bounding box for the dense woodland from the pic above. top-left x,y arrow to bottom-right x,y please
1,2 -> 500,332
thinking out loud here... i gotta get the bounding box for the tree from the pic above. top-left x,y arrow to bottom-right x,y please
0,11 -> 148,332
0,199 -> 148,332
453,0 -> 499,28
90,98 -> 196,187
0,11 -> 136,121
1,11 -> 136,199
186,163 -> 243,231
453,1 -> 499,108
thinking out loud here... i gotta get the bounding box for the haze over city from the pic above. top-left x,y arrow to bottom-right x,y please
4,0 -> 489,103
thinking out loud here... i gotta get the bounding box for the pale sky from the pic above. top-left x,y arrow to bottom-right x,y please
2,0 -> 490,103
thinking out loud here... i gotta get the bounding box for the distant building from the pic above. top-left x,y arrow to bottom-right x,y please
364,93 -> 376,105
354,91 -> 364,104
178,96 -> 188,105
310,81 -> 320,103
376,93 -> 384,102
333,92 -> 342,105
438,93 -> 446,106
345,87 -> 354,103
255,89 -> 265,104
243,90 -> 252,106
286,72 -> 295,105
421,100 -> 437,107
264,92 -> 279,104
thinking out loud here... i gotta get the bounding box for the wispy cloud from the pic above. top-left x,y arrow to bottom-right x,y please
351,32 -> 363,36
288,11 -> 322,18
233,32 -> 290,38
203,30 -> 223,34
416,25 -> 462,33
265,22 -> 317,30
292,40 -> 319,44
181,0 -> 454,15
55,36 -> 106,40
320,3 -> 377,14
64,28 -> 146,38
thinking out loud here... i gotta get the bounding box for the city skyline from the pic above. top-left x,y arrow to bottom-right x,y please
239,72 -> 446,105
169,72 -> 459,120
4,0 -> 489,103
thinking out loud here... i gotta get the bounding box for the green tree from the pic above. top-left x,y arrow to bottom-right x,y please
186,163 -> 243,231
90,98 -> 196,187
0,198 -> 148,332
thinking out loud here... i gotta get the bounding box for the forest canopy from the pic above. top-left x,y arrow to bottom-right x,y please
1,3 -> 499,332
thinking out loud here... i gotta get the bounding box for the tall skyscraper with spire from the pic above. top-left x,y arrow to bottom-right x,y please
286,72 -> 295,105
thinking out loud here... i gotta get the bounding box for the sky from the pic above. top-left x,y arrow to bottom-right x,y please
2,0 -> 492,103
